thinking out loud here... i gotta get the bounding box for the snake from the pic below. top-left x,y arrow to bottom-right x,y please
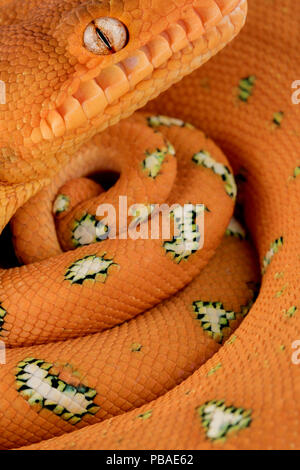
0,0 -> 299,451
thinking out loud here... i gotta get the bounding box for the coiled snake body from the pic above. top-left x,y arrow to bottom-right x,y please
0,0 -> 299,450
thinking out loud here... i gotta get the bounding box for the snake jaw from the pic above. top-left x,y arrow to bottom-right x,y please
35,0 -> 247,143
0,0 -> 246,150
0,0 -> 247,192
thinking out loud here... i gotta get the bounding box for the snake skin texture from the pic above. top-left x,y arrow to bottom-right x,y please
0,0 -> 299,451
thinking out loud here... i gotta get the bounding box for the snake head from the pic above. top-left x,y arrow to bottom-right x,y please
0,0 -> 247,184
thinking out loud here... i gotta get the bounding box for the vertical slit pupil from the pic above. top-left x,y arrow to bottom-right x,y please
95,27 -> 113,51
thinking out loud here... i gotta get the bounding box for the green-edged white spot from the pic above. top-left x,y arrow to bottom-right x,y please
238,76 -> 256,102
293,167 -> 300,179
192,301 -> 235,343
137,410 -> 152,420
197,400 -> 252,442
0,302 -> 7,336
147,115 -> 194,129
275,272 -> 284,280
72,214 -> 109,247
192,299 -> 254,343
275,284 -> 288,298
53,194 -> 70,215
207,363 -> 222,377
16,358 -> 100,425
131,343 -> 142,352
262,237 -> 284,275
226,218 -> 246,240
163,205 -> 203,264
284,306 -> 298,318
65,254 -> 117,285
227,335 -> 237,345
142,144 -> 175,179
192,150 -> 237,199
273,111 -> 284,127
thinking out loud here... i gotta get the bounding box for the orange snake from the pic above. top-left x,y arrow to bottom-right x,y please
0,0 -> 299,450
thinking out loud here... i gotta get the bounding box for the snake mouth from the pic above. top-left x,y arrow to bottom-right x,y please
30,0 -> 247,143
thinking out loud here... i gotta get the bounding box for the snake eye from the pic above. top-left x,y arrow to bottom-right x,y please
83,17 -> 128,55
